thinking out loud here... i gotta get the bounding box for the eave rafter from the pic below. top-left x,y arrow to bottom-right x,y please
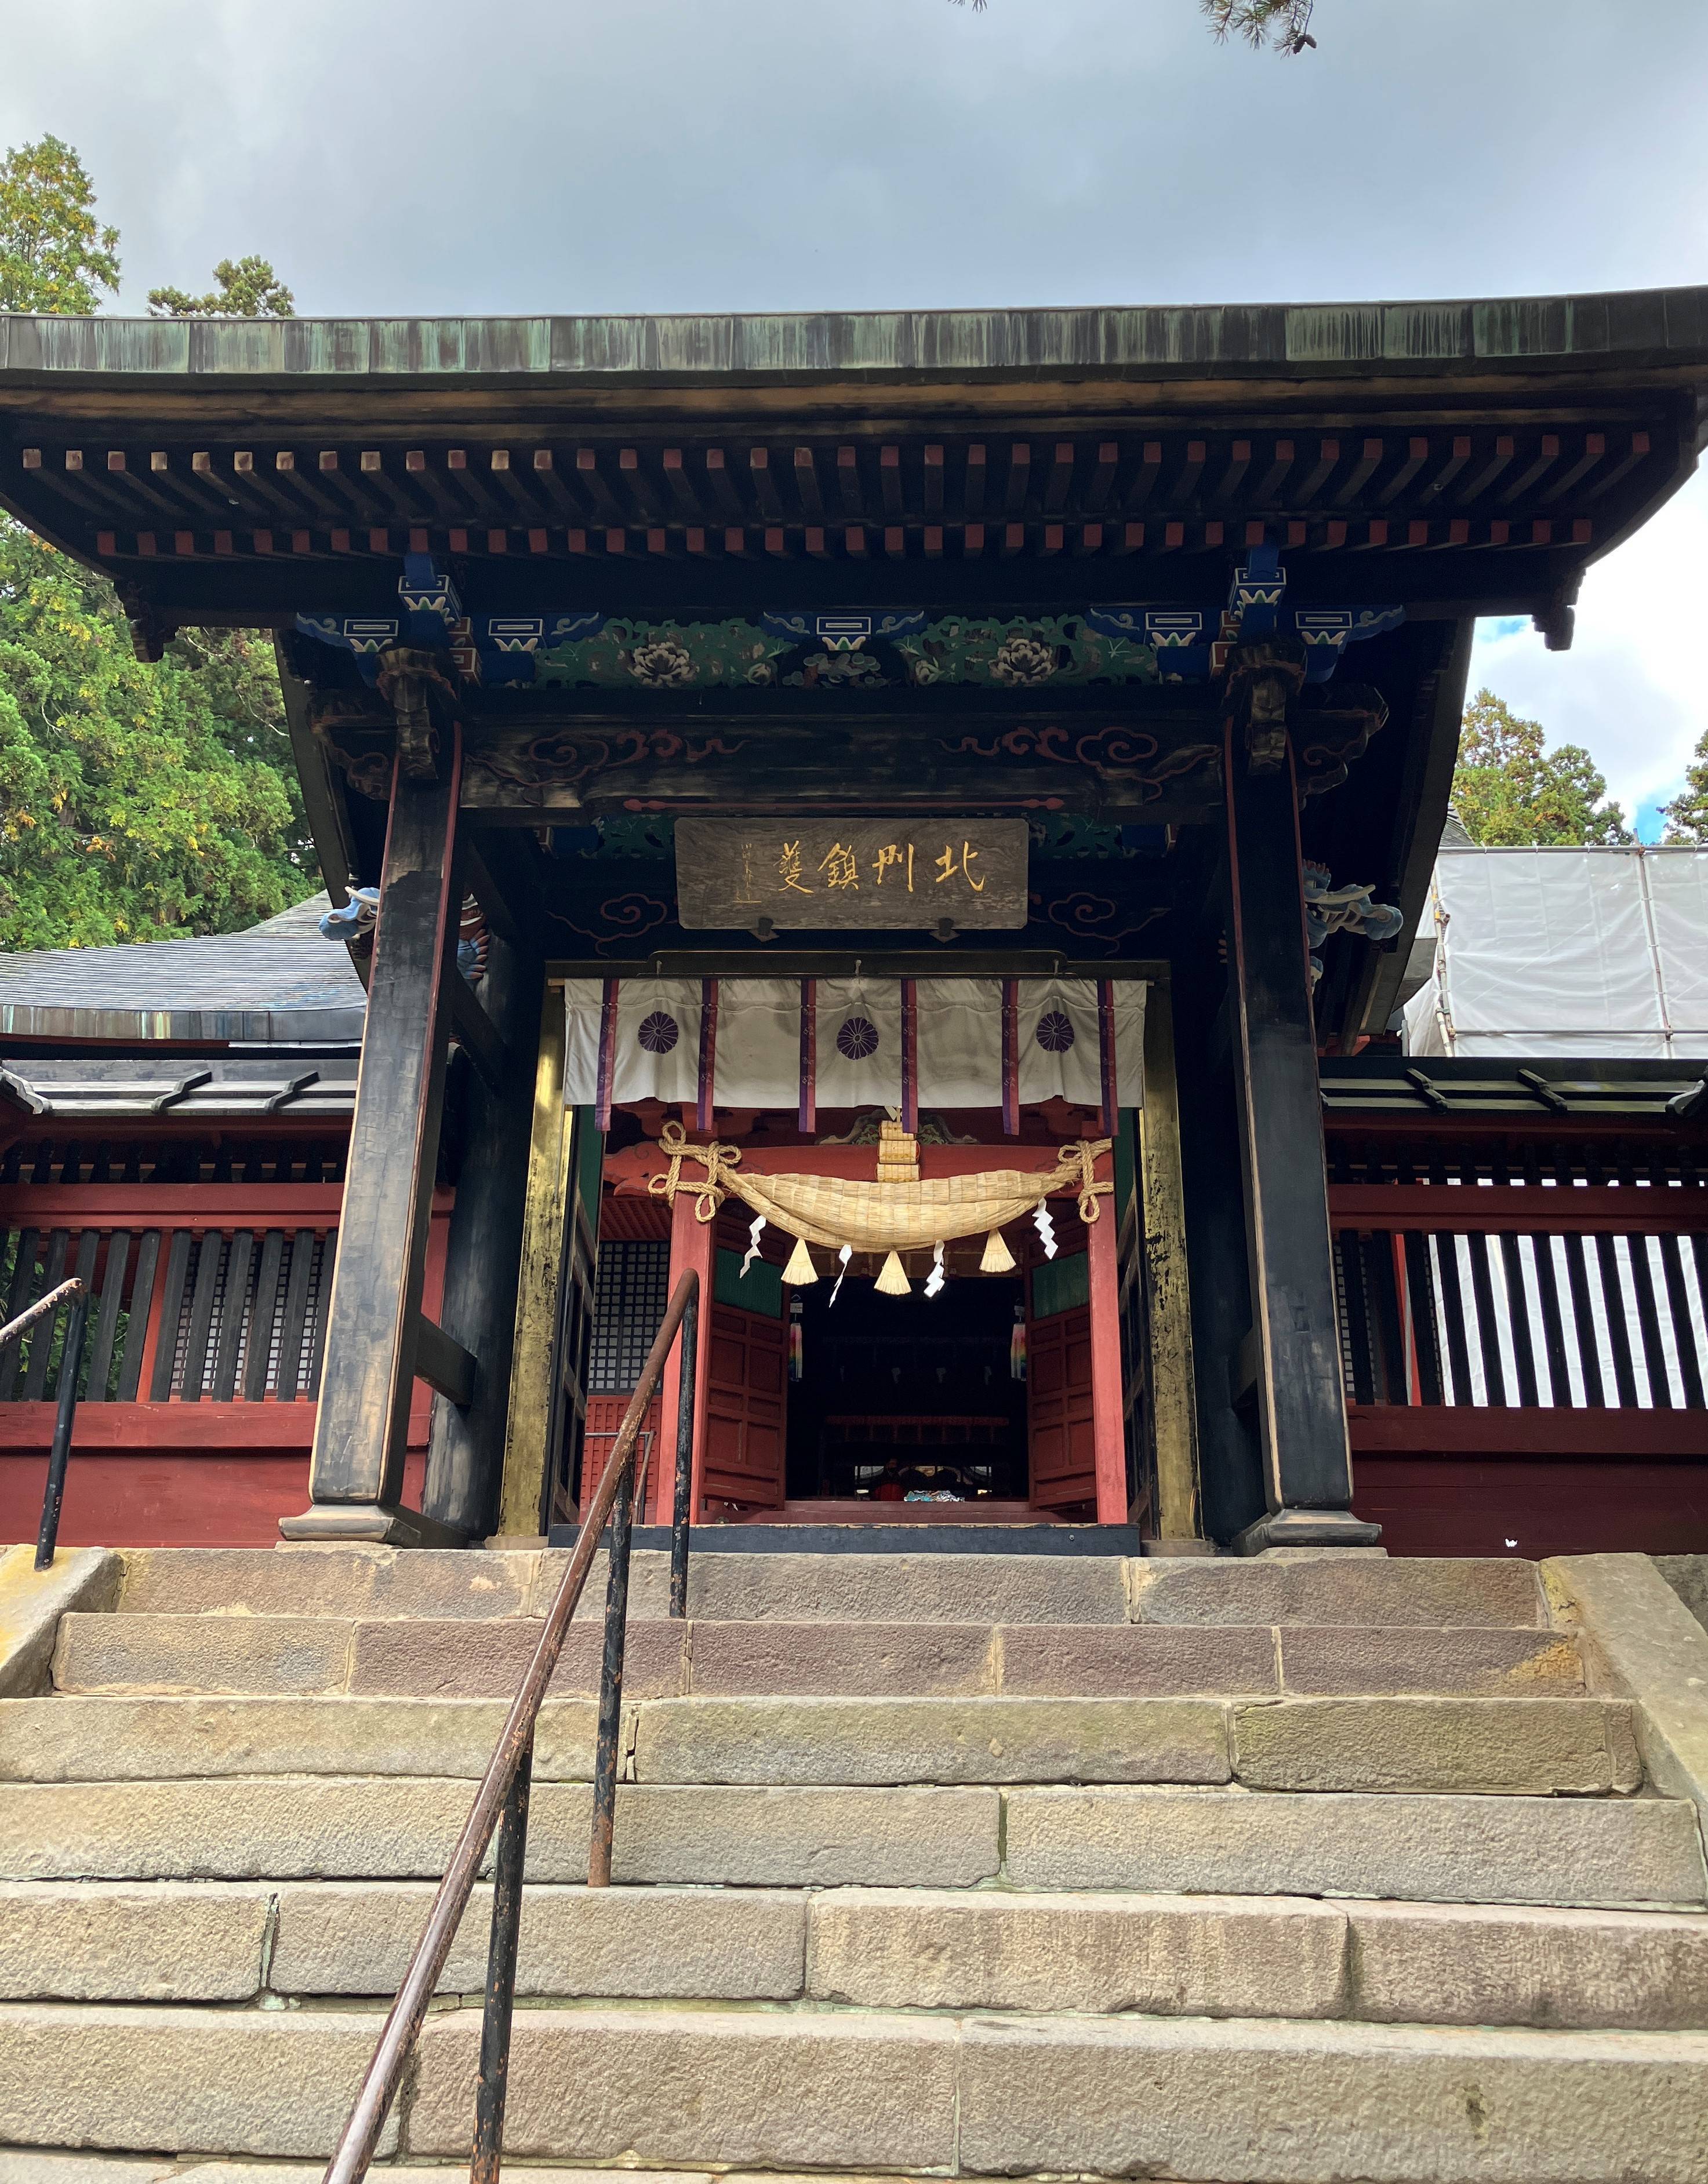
3,419 -> 1672,582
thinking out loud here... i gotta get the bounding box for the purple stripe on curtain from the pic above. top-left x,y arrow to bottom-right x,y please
595,977 -> 621,1131
697,977 -> 719,1131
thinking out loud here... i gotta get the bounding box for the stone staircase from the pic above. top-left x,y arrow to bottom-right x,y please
1,1543 -> 1705,2181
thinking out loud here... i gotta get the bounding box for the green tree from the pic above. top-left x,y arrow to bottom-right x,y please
147,254 -> 294,319
1200,0 -> 1317,51
0,522 -> 308,951
951,0 -> 1320,46
1451,688 -> 1633,847
0,136 -> 121,313
0,134 -> 312,948
1660,728 -> 1708,845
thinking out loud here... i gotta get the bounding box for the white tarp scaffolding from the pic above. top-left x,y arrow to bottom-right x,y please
1403,845 -> 1708,1060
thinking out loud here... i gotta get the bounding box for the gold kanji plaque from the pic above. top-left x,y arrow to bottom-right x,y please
674,818 -> 1029,930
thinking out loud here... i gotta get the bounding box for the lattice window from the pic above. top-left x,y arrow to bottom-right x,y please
587,1239 -> 670,1394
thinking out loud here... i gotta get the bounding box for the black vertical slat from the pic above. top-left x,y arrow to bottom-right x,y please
0,1146 -> 19,1184
1331,1236 -> 1357,1401
178,1232 -> 226,1404
1655,1233 -> 1705,1410
1529,1229 -> 1573,1407
148,1231 -> 194,1402
1402,1231 -> 1444,1405
209,1232 -> 254,1403
1626,1233 -> 1676,1409
1594,1233 -> 1641,1408
58,1231 -> 100,1400
21,1231 -> 70,1401
30,1144 -> 53,1185
58,1140 -> 83,1186
1364,1232 -> 1408,1405
242,1231 -> 288,1400
274,1231 -> 316,1402
89,1140 -> 112,1186
0,1231 -> 38,1400
1561,1233 -> 1607,1409
1336,1233 -> 1377,1407
115,1231 -> 162,1401
1432,1233 -> 1476,1406
86,1232 -> 131,1402
1466,1234 -> 1508,1406
304,1229 -> 337,1398
1497,1232 -> 1540,1407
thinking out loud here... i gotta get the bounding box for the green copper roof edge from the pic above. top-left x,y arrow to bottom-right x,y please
3,288 -> 1706,382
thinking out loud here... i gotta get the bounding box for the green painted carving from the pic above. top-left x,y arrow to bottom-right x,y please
538,619 -> 793,690
535,613 -> 1159,690
896,614 -> 1159,688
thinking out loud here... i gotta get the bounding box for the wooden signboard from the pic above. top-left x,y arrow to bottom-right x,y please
674,818 -> 1029,931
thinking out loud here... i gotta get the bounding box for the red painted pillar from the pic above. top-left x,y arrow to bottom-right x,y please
655,1189 -> 716,1526
1086,1177 -> 1128,1525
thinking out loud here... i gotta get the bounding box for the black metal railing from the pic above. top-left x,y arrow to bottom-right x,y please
0,1275 -> 89,1569
322,1268 -> 700,2184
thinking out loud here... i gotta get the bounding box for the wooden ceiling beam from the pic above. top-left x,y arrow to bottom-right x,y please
835,445 -> 863,518
963,443 -> 987,518
748,446 -> 783,520
793,446 -> 824,520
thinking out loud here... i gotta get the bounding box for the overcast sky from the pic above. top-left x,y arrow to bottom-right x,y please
5,0 -> 1706,832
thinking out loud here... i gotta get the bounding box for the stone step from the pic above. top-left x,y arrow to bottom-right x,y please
114,1544 -> 1133,1625
1,1776 -> 1698,1905
0,1778 -> 1001,1888
111,1544 -> 1554,1629
53,1610 -> 1583,1700
1005,1785 -> 1708,1908
6,1878 -> 1708,2030
0,1691 -> 1636,1793
0,2000 -> 1703,2176
0,1690 -> 1641,1794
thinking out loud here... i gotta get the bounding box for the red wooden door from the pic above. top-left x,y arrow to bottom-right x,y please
1028,1250 -> 1097,1511
703,1298 -> 788,1510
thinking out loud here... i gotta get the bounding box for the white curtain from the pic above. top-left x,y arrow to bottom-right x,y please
562,975 -> 1146,1110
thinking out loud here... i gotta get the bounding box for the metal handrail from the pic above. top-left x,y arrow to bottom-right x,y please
0,1277 -> 89,1571
322,1268 -> 702,2184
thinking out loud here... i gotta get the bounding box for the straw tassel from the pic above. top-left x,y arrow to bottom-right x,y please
782,1234 -> 818,1286
980,1228 -> 1016,1275
875,1248 -> 911,1297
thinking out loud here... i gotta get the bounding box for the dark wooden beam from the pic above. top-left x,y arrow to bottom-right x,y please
416,1313 -> 477,1406
445,967 -> 511,1095
282,715 -> 464,1543
1220,657 -> 1377,1550
423,927 -> 546,1538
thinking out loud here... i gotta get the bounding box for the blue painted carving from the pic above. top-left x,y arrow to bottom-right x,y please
758,610 -> 929,652
1302,860 -> 1404,986
1229,544 -> 1286,639
1081,606 -> 1211,684
398,554 -> 462,647
318,886 -> 380,940
1288,604 -> 1405,683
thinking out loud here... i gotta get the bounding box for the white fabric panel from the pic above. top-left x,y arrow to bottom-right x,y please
612,978 -> 701,1104
562,975 -> 1147,1108
815,977 -> 903,1108
712,978 -> 800,1109
916,978 -> 1002,1106
1014,977 -> 1146,1106
1645,853 -> 1708,1042
1403,847 -> 1708,1058
562,977 -> 605,1104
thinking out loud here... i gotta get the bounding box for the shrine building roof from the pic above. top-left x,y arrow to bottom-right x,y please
1,286 -> 1705,632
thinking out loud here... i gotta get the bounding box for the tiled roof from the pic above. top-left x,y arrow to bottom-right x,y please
0,893 -> 366,1043
0,1051 -> 358,1123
